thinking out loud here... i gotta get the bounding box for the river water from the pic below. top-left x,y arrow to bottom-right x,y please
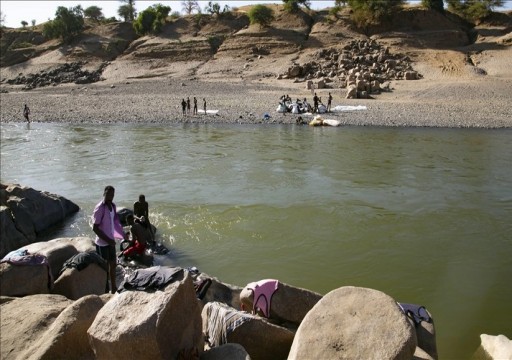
1,122 -> 511,358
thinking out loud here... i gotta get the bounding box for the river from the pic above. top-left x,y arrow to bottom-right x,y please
1,122 -> 511,358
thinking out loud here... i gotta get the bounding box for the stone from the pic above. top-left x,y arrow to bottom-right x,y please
202,302 -> 294,360
287,286 -> 417,360
239,280 -> 322,326
0,294 -> 72,360
25,237 -> 95,280
0,184 -> 79,258
477,334 -> 512,360
88,269 -> 203,359
198,273 -> 243,310
0,261 -> 50,296
52,263 -> 107,300
201,343 -> 250,360
17,295 -> 105,359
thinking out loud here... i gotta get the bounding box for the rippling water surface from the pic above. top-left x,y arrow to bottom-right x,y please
1,122 -> 511,358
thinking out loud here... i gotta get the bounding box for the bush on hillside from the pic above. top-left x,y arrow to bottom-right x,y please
446,0 -> 504,22
43,6 -> 84,43
248,5 -> 274,28
347,0 -> 405,28
133,3 -> 171,35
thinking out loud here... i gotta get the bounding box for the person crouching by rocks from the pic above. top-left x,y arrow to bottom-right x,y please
119,214 -> 149,260
92,185 -> 128,294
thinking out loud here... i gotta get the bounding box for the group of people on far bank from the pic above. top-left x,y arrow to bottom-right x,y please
92,187 -> 154,293
181,97 -> 207,116
278,92 -> 333,114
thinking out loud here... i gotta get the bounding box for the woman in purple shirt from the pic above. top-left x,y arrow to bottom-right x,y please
92,185 -> 126,293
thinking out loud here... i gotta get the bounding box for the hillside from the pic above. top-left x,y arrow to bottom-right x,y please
0,5 -> 511,90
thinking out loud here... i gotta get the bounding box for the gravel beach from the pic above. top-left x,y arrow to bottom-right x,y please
1,47 -> 511,128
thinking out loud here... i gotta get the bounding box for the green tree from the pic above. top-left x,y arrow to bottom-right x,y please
248,5 -> 274,28
118,0 -> 137,22
133,3 -> 171,35
182,0 -> 200,15
347,0 -> 405,26
84,6 -> 105,22
42,6 -> 84,43
205,1 -> 230,15
283,0 -> 311,13
21,20 -> 28,28
422,0 -> 444,11
446,0 -> 504,20
31,19 -> 36,26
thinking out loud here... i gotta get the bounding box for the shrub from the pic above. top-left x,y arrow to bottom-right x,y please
248,5 -> 274,28
446,0 -> 504,21
133,3 -> 171,35
42,6 -> 84,43
84,6 -> 105,22
283,0 -> 311,13
347,0 -> 405,27
422,0 -> 444,12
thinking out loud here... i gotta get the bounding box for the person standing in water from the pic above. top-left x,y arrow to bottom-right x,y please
134,194 -> 154,241
92,185 -> 127,293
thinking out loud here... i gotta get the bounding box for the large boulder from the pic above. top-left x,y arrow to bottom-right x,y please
25,237 -> 95,280
202,301 -> 295,360
287,286 -> 417,360
198,274 -> 243,310
15,295 -> 105,359
239,280 -> 322,326
0,294 -> 73,360
52,263 -> 107,300
88,268 -> 204,359
0,184 -> 80,258
475,334 -> 512,360
0,261 -> 51,296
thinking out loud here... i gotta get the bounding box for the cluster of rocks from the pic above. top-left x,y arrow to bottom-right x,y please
5,61 -> 109,90
1,235 -> 438,359
282,39 -> 421,99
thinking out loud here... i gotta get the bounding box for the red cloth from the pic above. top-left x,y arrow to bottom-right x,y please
123,241 -> 146,257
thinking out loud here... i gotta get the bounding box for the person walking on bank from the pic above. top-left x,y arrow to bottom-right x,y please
23,104 -> 30,122
327,92 -> 333,112
313,93 -> 319,113
92,185 -> 127,294
187,97 -> 191,115
203,98 -> 207,114
181,99 -> 187,116
193,97 -> 198,115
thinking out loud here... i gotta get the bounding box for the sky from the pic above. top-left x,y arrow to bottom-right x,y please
1,0 -> 511,28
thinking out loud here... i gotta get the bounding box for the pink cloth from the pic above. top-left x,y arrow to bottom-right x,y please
92,200 -> 125,246
246,279 -> 279,318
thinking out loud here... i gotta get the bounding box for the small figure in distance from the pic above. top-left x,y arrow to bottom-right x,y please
327,92 -> 333,112
181,99 -> 187,116
193,97 -> 198,115
23,104 -> 30,122
313,93 -> 319,113
92,185 -> 128,294
203,98 -> 207,114
187,97 -> 191,115
134,194 -> 154,241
